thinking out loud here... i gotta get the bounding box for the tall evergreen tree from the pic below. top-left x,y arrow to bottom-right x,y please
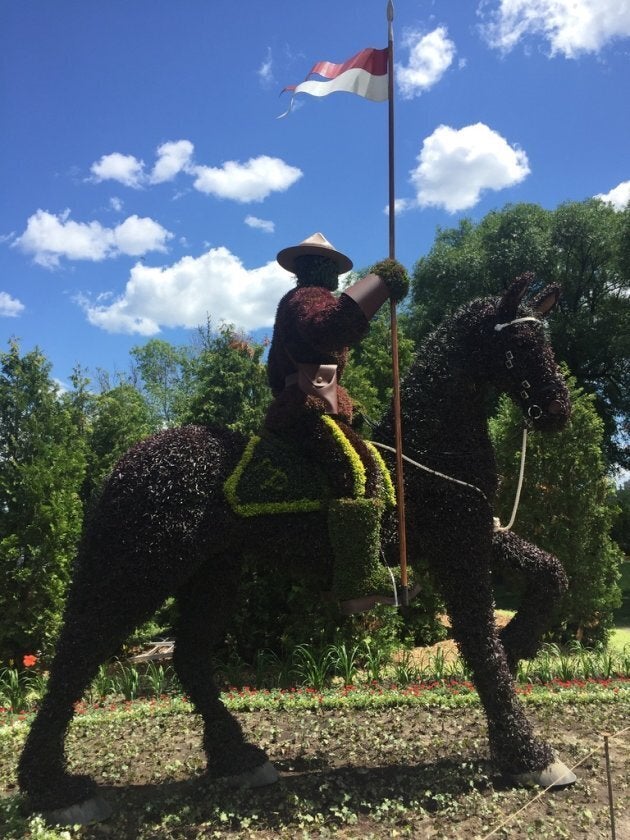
490,372 -> 623,646
0,341 -> 86,662
184,323 -> 271,436
83,383 -> 156,503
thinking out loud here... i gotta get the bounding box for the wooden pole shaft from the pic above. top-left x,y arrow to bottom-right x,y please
387,0 -> 409,603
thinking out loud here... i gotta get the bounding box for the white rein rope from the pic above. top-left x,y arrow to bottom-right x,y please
370,424 -> 528,534
494,424 -> 528,532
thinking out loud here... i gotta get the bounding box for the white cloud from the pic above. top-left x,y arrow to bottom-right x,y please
14,209 -> 172,268
90,140 -> 194,189
112,215 -> 172,256
383,198 -> 414,216
88,143 -> 302,204
90,152 -> 145,188
0,291 -> 24,317
396,26 -> 456,98
80,246 -> 294,335
191,155 -> 303,202
109,196 -> 124,212
595,180 -> 630,210
480,0 -> 630,58
149,140 -> 194,184
409,123 -> 530,213
258,47 -> 274,87
245,215 -> 275,233
53,378 -> 70,395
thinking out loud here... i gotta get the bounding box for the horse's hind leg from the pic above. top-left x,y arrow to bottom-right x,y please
492,531 -> 568,675
173,558 -> 274,784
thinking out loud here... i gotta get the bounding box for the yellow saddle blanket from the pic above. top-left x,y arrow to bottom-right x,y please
224,416 -> 395,518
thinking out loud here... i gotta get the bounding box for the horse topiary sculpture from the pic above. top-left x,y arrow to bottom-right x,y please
19,273 -> 574,823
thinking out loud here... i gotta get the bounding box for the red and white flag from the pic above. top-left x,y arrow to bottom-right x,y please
280,47 -> 388,115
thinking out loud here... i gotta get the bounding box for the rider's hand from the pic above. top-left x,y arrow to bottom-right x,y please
370,258 -> 409,302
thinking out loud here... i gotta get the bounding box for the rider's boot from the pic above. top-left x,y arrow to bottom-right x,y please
328,498 -> 411,614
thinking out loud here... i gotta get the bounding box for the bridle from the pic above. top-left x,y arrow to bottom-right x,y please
494,315 -> 545,422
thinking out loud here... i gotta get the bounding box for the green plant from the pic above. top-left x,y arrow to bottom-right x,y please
330,641 -> 361,686
533,643 -> 559,683
291,644 -> 335,691
143,662 -> 172,697
556,649 -> 577,682
491,376 -> 624,647
429,647 -> 448,681
0,667 -> 25,711
252,649 -> 293,689
391,649 -> 425,686
0,341 -> 86,663
361,639 -> 391,684
214,650 -> 249,690
86,664 -> 115,703
113,663 -> 141,700
598,651 -> 615,680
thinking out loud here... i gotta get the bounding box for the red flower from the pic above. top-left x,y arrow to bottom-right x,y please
23,654 -> 37,668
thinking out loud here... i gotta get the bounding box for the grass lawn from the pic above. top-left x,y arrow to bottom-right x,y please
610,560 -> 630,650
610,626 -> 630,650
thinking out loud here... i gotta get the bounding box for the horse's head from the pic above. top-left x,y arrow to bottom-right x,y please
481,273 -> 571,431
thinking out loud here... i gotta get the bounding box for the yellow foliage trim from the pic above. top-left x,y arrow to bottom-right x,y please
224,419 -> 391,517
364,440 -> 397,507
224,435 -> 323,517
321,415 -> 366,499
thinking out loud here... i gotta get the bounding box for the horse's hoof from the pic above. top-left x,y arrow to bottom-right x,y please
227,760 -> 279,789
512,755 -> 577,789
45,795 -> 112,826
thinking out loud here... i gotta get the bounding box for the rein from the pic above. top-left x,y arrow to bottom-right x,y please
369,429 -> 528,533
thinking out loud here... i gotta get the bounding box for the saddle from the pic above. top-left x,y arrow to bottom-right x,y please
224,417 -> 395,518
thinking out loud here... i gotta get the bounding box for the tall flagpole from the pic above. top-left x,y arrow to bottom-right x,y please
386,0 -> 409,607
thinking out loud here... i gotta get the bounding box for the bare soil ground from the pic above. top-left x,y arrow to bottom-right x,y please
1,693 -> 628,839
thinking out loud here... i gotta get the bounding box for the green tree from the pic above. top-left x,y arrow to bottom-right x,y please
410,200 -> 630,467
83,383 -> 156,503
0,341 -> 86,662
490,372 -> 623,646
343,307 -> 415,425
547,201 -> 630,467
612,480 -> 630,558
184,323 -> 271,436
130,338 -> 190,427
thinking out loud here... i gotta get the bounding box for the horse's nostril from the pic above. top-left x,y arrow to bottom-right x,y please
548,400 -> 563,416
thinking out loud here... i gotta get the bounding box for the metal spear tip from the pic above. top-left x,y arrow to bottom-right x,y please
387,1 -> 394,22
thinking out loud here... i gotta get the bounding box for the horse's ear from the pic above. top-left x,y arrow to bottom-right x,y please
530,284 -> 561,318
496,272 -> 532,320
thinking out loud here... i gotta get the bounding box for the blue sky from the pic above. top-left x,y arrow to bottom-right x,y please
2,0 -> 629,387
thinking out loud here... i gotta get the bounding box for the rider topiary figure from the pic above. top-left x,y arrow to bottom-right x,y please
265,233 -> 408,611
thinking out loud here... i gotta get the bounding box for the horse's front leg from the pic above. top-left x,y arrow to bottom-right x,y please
427,504 -> 556,777
492,530 -> 568,676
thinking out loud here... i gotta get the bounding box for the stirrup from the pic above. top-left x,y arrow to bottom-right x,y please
339,583 -> 421,616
